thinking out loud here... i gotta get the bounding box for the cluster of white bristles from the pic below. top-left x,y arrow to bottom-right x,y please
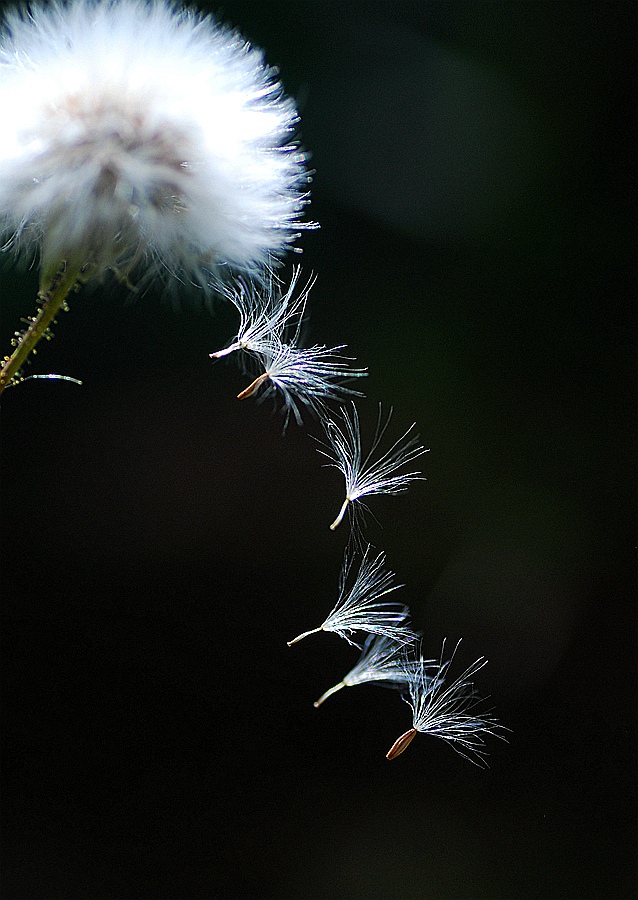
0,0 -> 504,764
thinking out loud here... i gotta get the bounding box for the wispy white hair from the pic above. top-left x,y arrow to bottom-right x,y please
0,0 -> 312,287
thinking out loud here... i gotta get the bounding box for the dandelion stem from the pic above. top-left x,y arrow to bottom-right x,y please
287,627 -> 323,647
313,681 -> 346,707
329,497 -> 350,531
237,372 -> 270,400
0,262 -> 83,395
386,727 -> 418,760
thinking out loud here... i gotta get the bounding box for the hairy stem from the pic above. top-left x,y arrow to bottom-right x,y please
0,262 -> 83,395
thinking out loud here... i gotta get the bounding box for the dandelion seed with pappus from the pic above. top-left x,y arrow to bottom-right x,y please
238,338 -> 367,429
0,0 -> 312,391
287,546 -> 417,648
386,640 -> 507,766
314,634 -> 437,707
320,403 -> 428,533
225,271 -> 367,427
210,267 -> 311,361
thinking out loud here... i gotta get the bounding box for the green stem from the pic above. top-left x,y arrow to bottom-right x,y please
0,263 -> 83,395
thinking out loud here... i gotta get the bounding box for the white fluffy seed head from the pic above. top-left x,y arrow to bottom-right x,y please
0,0 -> 311,286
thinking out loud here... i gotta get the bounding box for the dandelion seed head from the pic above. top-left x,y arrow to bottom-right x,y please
0,0 -> 311,286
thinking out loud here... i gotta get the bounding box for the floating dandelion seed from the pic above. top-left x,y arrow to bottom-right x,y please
238,338 -> 367,428
320,403 -> 428,533
220,271 -> 366,427
386,640 -> 507,766
314,634 -> 437,707
287,546 -> 417,648
210,267 -> 311,360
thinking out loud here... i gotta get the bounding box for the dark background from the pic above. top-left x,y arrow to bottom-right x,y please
1,2 -> 636,897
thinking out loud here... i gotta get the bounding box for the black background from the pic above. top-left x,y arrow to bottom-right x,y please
1,2 -> 636,898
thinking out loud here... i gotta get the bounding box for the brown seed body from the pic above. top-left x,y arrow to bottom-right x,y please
386,727 -> 418,760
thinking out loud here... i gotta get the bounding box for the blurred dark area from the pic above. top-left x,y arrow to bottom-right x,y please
1,2 -> 636,898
